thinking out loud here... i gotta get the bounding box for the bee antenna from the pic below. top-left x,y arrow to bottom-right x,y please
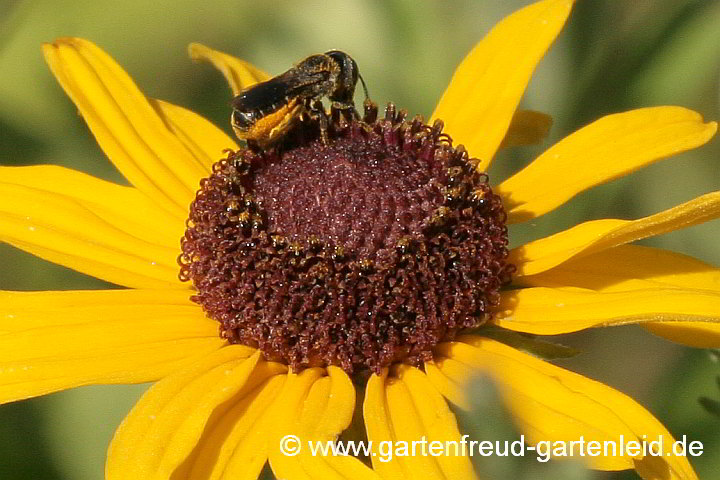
357,72 -> 370,101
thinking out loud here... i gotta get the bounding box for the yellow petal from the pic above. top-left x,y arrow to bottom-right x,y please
432,337 -> 698,478
0,182 -> 183,289
430,0 -> 573,170
268,368 -> 377,480
363,368 -> 477,480
395,365 -> 478,480
518,244 -> 720,291
183,373 -> 287,480
0,165 -> 183,248
519,244 -> 720,347
497,107 -> 717,223
0,289 -> 224,404
106,346 -> 274,480
189,43 -> 271,95
267,369 -> 324,480
644,322 -> 720,349
151,99 -> 239,170
498,110 -> 553,150
384,377 -> 448,480
304,366 -> 356,439
424,362 -> 469,412
494,286 -> 720,335
510,190 -> 720,276
158,360 -> 285,480
43,38 -> 210,217
364,371 -> 407,480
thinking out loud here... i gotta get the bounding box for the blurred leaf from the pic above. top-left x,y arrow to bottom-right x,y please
698,395 -> 720,419
0,399 -> 64,480
568,0 -> 714,122
631,1 -> 720,104
698,370 -> 720,418
0,116 -> 47,163
652,349 -> 720,478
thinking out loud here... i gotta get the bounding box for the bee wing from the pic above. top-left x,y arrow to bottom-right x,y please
231,65 -> 330,113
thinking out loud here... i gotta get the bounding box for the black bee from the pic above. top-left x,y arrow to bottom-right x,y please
230,51 -> 369,149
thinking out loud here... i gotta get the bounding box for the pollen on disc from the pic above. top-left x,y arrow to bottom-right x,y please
179,105 -> 513,374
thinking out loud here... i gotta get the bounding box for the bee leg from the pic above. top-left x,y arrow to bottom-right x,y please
318,110 -> 330,144
307,100 -> 330,144
246,138 -> 262,153
331,101 -> 360,120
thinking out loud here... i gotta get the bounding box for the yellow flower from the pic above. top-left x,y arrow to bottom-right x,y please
1,0 -> 718,479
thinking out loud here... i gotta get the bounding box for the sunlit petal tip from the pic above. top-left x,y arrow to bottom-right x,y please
41,37 -> 213,217
511,190 -> 720,277
500,107 -> 718,224
40,42 -> 60,64
41,36 -> 77,51
707,119 -> 718,133
644,322 -> 720,349
430,0 -> 574,170
188,42 -> 270,95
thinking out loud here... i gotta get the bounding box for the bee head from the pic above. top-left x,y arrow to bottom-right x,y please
325,50 -> 362,105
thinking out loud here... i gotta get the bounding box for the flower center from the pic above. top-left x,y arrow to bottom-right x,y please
179,103 -> 513,374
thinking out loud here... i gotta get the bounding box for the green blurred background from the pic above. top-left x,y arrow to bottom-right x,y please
1,0 -> 719,478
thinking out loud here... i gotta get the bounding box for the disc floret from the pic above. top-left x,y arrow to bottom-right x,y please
180,103 -> 513,374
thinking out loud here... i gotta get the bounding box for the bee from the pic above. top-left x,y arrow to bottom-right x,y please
230,50 -> 369,149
